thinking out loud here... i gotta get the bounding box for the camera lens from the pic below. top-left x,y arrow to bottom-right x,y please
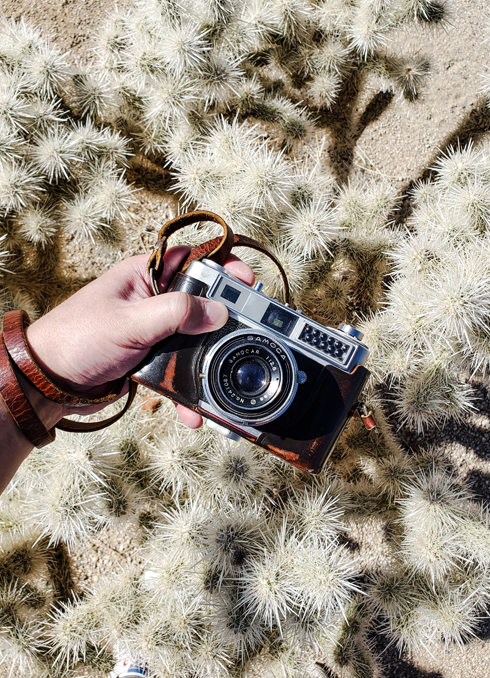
232,358 -> 270,397
202,331 -> 298,426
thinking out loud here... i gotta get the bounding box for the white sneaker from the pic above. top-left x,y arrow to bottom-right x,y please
109,656 -> 148,677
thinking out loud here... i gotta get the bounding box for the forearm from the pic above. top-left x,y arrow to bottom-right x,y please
0,373 -> 62,494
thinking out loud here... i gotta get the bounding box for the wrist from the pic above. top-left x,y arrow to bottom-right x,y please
26,321 -> 88,395
3,310 -> 126,409
26,320 -> 117,399
0,358 -> 62,495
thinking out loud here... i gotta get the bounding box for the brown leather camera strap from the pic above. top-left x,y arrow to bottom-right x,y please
0,333 -> 56,448
147,210 -> 295,308
2,310 -> 137,436
147,211 -> 233,295
3,311 -> 127,407
54,380 -> 138,433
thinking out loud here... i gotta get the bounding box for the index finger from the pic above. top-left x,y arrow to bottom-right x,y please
222,253 -> 255,287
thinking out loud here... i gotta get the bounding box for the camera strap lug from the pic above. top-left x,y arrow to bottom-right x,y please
356,401 -> 377,430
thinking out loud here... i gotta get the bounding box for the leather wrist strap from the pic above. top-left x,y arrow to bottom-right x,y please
147,210 -> 295,308
0,333 -> 56,448
2,310 -> 137,439
3,310 -> 126,407
54,379 -> 137,433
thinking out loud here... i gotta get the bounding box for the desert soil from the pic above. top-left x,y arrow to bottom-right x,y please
2,0 -> 490,676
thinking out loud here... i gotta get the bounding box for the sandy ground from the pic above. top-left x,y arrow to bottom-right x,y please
2,0 -> 490,675
355,0 -> 490,186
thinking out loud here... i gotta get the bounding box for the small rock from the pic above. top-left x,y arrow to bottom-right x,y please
141,397 -> 162,412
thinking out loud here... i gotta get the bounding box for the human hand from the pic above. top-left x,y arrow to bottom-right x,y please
27,248 -> 254,428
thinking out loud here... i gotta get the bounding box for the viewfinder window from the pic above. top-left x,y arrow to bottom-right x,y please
261,304 -> 298,337
221,284 -> 241,304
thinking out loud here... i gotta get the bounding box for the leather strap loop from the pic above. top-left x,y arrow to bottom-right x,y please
147,210 -> 234,295
55,379 -> 138,433
3,310 -> 126,407
181,233 -> 295,309
0,333 -> 56,448
234,234 -> 293,308
148,210 -> 295,308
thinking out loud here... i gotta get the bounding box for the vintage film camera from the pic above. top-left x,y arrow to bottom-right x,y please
132,236 -> 372,474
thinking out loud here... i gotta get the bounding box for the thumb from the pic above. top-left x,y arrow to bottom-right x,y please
129,291 -> 229,347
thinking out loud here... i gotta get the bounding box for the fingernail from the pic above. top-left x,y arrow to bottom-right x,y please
204,300 -> 228,327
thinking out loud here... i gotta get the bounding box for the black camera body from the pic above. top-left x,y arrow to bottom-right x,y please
131,259 -> 370,473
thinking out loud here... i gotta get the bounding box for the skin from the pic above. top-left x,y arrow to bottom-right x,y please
0,247 -> 254,494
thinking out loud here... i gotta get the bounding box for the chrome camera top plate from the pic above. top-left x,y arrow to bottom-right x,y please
188,259 -> 369,374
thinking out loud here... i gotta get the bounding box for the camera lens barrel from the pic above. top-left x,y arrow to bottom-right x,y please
202,331 -> 298,426
231,357 -> 271,397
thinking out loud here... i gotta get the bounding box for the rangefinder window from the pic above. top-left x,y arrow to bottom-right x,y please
261,304 -> 298,337
221,284 -> 241,304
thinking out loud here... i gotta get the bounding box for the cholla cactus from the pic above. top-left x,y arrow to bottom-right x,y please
358,142 -> 490,432
0,18 -> 135,313
5,2 -> 490,677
